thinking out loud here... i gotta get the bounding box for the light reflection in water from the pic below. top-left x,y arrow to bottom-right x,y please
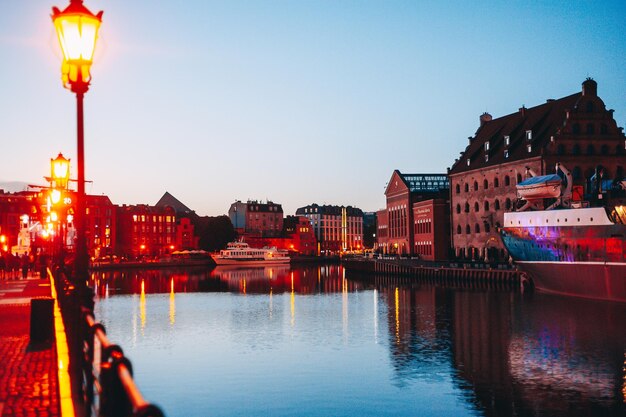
394,287 -> 400,345
140,279 -> 146,333
290,271 -> 295,327
342,268 -> 348,341
169,277 -> 175,326
373,288 -> 378,344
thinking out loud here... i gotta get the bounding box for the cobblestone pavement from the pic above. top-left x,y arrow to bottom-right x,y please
0,275 -> 60,417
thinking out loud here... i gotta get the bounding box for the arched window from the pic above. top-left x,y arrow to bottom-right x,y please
601,144 -> 609,155
504,175 -> 510,186
484,223 -> 491,233
586,123 -> 595,135
557,144 -> 565,155
455,184 -> 461,194
572,166 -> 582,180
586,144 -> 595,155
457,225 -> 462,234
464,183 -> 469,192
473,181 -> 478,191
465,225 -> 471,234
494,199 -> 500,210
572,123 -> 581,134
573,144 -> 581,155
516,173 -> 522,183
464,203 -> 470,213
483,179 -> 489,189
484,201 -> 490,211
474,202 -> 480,212
475,223 -> 480,233
456,204 -> 461,214
494,177 -> 499,188
505,198 -> 512,210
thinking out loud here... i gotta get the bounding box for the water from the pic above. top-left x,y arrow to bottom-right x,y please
92,265 -> 626,417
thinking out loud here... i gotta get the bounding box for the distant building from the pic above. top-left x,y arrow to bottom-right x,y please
376,171 -> 450,260
362,212 -> 377,249
85,195 -> 116,257
245,216 -> 318,256
295,204 -> 364,253
116,204 -> 177,258
155,191 -> 198,250
0,190 -> 42,255
228,200 -> 284,237
448,78 -> 625,261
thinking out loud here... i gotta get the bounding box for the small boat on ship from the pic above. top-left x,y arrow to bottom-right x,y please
515,174 -> 563,200
211,241 -> 290,266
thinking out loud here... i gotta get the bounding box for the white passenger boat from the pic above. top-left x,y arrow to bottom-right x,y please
211,242 -> 290,266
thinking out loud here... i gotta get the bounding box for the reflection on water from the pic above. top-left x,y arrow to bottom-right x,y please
92,266 -> 626,417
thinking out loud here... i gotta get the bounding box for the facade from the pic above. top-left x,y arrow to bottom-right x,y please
295,204 -> 364,253
116,204 -> 177,258
85,195 -> 116,257
376,171 -> 450,259
245,216 -> 318,256
449,79 -> 625,261
0,190 -> 42,255
228,200 -> 284,237
155,191 -> 198,250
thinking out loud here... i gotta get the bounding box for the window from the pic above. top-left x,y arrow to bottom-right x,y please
474,202 -> 480,212
517,173 -> 522,183
464,203 -> 470,213
484,201 -> 490,211
483,179 -> 488,189
494,199 -> 500,210
494,178 -> 499,188
484,223 -> 491,233
475,223 -> 480,233
505,176 -> 510,186
457,225 -> 462,234
467,158 -> 471,166
455,184 -> 460,194
474,181 -> 478,191
465,225 -> 471,234
504,135 -> 510,146
464,183 -> 469,192
505,198 -> 512,210
527,144 -> 532,153
526,130 -> 532,140
504,149 -> 509,159
485,154 -> 489,162
456,204 -> 461,214
484,141 -> 490,151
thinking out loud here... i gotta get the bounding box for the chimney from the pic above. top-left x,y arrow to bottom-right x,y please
519,106 -> 526,117
582,77 -> 597,97
479,112 -> 492,126
468,136 -> 473,145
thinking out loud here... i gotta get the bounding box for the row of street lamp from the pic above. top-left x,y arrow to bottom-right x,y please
51,0 -> 103,291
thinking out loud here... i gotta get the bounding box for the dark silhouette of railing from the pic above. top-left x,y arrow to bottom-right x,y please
52,267 -> 165,417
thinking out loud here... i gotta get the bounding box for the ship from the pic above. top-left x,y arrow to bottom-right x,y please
500,164 -> 626,302
211,241 -> 290,266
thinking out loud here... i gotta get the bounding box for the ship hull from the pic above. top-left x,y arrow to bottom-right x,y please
500,207 -> 626,303
211,258 -> 290,267
515,261 -> 626,303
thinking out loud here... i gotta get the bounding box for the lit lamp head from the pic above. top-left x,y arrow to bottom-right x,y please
51,0 -> 103,94
51,152 -> 70,189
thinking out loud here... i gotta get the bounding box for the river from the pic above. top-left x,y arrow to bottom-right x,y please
92,264 -> 626,417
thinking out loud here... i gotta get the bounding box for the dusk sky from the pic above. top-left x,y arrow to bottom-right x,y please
1,1 -> 625,216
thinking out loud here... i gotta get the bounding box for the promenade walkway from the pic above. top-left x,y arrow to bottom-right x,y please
0,273 -> 61,417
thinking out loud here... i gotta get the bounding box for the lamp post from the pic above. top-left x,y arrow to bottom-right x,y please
52,0 -> 103,289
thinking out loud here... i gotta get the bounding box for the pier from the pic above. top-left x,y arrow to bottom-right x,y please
343,258 -> 523,290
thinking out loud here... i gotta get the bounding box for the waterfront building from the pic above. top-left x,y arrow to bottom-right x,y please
376,171 -> 449,260
85,195 -> 116,257
228,200 -> 284,237
0,190 -> 42,255
155,191 -> 199,250
449,78 -> 625,261
244,216 -> 318,256
295,204 -> 364,253
116,204 -> 177,258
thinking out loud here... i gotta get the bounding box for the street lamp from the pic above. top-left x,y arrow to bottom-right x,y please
51,152 -> 70,189
52,0 -> 103,288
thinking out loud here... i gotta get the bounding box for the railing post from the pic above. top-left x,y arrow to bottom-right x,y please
100,345 -> 133,417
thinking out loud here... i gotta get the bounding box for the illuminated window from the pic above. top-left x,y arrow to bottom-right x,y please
526,130 -> 532,140
504,149 -> 509,158
527,144 -> 532,153
467,158 -> 470,166
504,135 -> 510,146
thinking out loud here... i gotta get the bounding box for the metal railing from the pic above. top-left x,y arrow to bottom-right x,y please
52,267 -> 165,417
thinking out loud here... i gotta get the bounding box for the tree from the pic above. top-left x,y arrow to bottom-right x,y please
194,215 -> 236,252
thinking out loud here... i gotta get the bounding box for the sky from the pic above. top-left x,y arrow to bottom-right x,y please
1,1 -> 625,217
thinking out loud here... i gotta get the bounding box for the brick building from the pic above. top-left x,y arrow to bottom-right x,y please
116,204 -> 177,258
228,200 -> 284,237
449,78 -> 625,261
296,204 -> 364,253
155,191 -> 199,250
376,171 -> 449,259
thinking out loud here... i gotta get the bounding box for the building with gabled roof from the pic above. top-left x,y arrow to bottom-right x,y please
376,171 -> 449,258
449,78 -> 625,261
